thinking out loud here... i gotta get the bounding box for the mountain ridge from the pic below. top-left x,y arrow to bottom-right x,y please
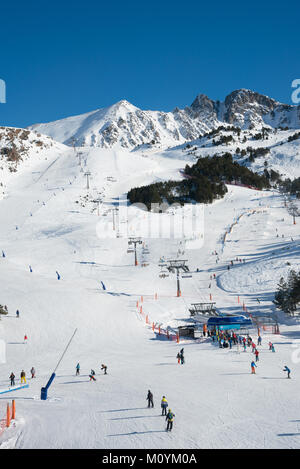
28,89 -> 300,149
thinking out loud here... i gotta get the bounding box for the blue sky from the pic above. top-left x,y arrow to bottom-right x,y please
0,0 -> 299,127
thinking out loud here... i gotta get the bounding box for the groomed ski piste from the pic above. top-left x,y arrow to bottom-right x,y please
0,142 -> 300,449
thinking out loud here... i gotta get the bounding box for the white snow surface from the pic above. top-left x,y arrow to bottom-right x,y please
0,141 -> 300,449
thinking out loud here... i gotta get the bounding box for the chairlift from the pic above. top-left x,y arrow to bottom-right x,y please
182,273 -> 193,279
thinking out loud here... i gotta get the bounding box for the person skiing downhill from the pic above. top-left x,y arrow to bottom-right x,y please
161,396 -> 168,416
166,409 -> 175,431
89,369 -> 96,381
146,390 -> 154,408
76,363 -> 80,376
255,349 -> 259,362
16,310 -> 20,318
101,364 -> 107,375
251,361 -> 257,374
283,366 -> 291,379
176,353 -> 181,364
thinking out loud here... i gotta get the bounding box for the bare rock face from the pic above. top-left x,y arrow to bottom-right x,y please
28,90 -> 300,149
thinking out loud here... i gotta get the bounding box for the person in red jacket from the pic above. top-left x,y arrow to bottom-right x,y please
255,349 -> 259,362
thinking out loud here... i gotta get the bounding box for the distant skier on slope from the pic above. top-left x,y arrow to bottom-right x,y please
9,372 -> 15,387
251,361 -> 257,374
56,271 -> 61,280
16,309 -> 20,318
146,390 -> 154,408
20,370 -> 26,384
30,367 -> 36,378
76,363 -> 80,376
101,281 -> 106,291
89,369 -> 96,381
101,364 -> 107,375
283,366 -> 291,379
166,409 -> 175,432
161,396 -> 168,416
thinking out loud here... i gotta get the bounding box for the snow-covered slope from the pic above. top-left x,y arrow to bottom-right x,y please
0,127 -> 67,198
0,139 -> 300,448
28,90 -> 300,150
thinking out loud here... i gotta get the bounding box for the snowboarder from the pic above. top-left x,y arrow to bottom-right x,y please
101,364 -> 107,375
30,367 -> 36,378
161,396 -> 168,416
251,361 -> 257,374
89,369 -> 96,381
146,390 -> 154,408
166,409 -> 175,431
9,372 -> 15,387
283,365 -> 291,379
20,370 -> 26,384
76,363 -> 80,376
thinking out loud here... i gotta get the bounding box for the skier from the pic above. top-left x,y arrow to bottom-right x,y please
16,309 -> 20,318
101,364 -> 107,375
251,361 -> 257,374
269,341 -> 273,351
89,369 -> 96,381
283,365 -> 291,379
30,367 -> 36,378
146,390 -> 154,408
56,271 -> 61,280
271,344 -> 275,353
257,335 -> 262,346
255,349 -> 259,362
166,409 -> 175,432
20,370 -> 26,384
176,353 -> 181,364
180,350 -> 185,365
24,334 -> 28,343
101,281 -> 106,291
2,251 -> 5,258
76,363 -> 80,376
29,265 -> 33,273
9,372 -> 15,387
161,396 -> 168,416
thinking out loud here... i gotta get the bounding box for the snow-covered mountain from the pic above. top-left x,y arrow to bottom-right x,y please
0,126 -> 67,196
28,89 -> 300,149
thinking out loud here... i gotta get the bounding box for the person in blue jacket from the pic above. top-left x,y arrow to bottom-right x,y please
251,361 -> 257,374
283,366 -> 291,379
76,363 -> 80,376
